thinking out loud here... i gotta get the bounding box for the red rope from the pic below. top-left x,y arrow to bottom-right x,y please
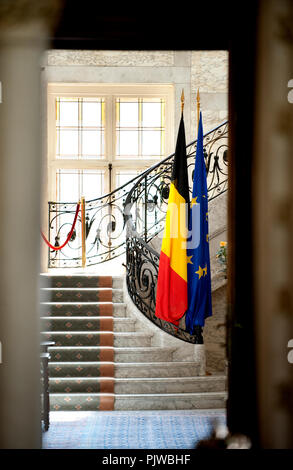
41,203 -> 80,251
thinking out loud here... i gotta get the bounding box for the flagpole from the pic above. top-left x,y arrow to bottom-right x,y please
197,89 -> 200,130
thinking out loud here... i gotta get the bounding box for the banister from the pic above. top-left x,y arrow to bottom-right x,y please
46,120 -> 228,274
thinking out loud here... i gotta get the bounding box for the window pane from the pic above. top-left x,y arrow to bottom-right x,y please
116,170 -> 140,188
82,101 -> 101,127
82,130 -> 102,157
142,130 -> 162,156
119,102 -> 138,127
59,100 -> 78,127
118,131 -> 139,156
142,102 -> 161,127
82,170 -> 104,200
57,130 -> 78,157
57,170 -> 105,202
57,170 -> 79,202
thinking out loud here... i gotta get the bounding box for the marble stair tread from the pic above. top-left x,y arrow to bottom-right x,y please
113,332 -> 153,347
42,331 -> 153,347
115,362 -> 202,378
111,318 -> 137,332
114,376 -> 226,394
49,346 -> 174,352
114,347 -> 175,363
49,376 -> 226,394
49,361 -> 202,378
114,392 -> 227,410
115,391 -> 227,398
48,346 -> 175,363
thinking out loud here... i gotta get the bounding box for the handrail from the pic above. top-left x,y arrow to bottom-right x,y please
45,119 -> 228,343
46,120 -> 228,269
124,120 -> 229,343
49,120 -> 228,207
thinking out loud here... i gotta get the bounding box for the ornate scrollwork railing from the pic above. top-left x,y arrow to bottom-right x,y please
47,173 -> 146,268
47,120 -> 228,280
124,120 -> 228,343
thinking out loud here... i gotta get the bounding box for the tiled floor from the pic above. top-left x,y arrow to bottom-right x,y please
42,409 -> 227,449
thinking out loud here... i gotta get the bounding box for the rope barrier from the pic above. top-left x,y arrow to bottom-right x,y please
41,203 -> 80,251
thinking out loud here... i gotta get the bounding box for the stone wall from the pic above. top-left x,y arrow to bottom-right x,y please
191,51 -> 228,136
204,282 -> 227,374
42,49 -> 228,144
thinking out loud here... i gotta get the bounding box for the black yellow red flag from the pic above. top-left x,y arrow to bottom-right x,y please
155,114 -> 189,326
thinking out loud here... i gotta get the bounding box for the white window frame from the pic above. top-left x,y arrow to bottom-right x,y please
47,83 -> 174,202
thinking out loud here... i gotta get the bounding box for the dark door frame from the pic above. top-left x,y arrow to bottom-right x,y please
51,0 -> 260,446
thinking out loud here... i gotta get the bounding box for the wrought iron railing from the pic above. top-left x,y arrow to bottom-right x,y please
47,172 -> 149,268
46,120 -> 228,342
47,120 -> 228,269
124,120 -> 228,343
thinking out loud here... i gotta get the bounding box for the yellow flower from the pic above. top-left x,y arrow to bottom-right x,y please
220,241 -> 227,247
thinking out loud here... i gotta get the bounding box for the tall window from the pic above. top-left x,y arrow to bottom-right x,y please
56,97 -> 105,160
47,84 -> 174,203
115,98 -> 165,159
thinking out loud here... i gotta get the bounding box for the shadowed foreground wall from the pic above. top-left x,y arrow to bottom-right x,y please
0,2 -> 59,449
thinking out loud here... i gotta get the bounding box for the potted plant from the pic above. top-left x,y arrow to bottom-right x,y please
216,241 -> 227,278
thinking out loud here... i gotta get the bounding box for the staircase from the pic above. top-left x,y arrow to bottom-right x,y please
40,273 -> 226,411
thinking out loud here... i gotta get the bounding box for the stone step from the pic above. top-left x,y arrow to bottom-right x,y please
114,376 -> 227,394
50,393 -> 114,411
113,332 -> 153,347
40,302 -> 126,317
114,347 -> 175,363
48,346 -> 175,363
49,376 -> 226,394
114,392 -> 227,410
49,361 -> 202,378
40,288 -> 123,303
42,331 -> 153,347
115,362 -> 202,378
41,317 -> 136,332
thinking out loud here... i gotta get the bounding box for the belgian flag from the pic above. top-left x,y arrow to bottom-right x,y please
155,113 -> 190,326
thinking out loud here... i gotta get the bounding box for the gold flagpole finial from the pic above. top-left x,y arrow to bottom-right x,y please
196,89 -> 200,129
181,89 -> 185,114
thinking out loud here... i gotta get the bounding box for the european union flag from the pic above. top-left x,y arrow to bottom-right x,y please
185,112 -> 212,334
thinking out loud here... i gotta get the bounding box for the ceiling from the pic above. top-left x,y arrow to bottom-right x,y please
51,1 -> 235,51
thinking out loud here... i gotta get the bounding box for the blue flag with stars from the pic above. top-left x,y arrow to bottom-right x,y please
185,112 -> 212,333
